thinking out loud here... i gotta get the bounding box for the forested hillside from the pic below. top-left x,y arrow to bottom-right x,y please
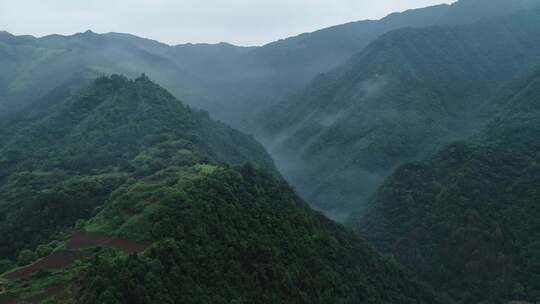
0,74 -> 274,258
0,76 -> 441,303
258,9 -> 540,218
1,0 -> 537,129
76,165 -> 440,304
2,0 -> 540,303
0,30 -> 203,118
350,67 -> 540,303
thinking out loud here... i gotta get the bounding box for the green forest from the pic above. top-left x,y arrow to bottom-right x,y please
0,76 -> 437,303
1,0 -> 540,303
351,68 -> 540,303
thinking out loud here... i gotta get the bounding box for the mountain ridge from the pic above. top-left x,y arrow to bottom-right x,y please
2,0 -> 539,129
0,74 -> 275,257
257,8 -> 540,217
0,75 -> 442,304
350,66 -> 540,303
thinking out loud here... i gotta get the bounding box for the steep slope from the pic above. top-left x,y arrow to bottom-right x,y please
0,76 -> 441,303
2,0 -> 539,128
350,67 -> 540,303
0,75 -> 274,258
206,0 -> 540,126
258,9 -> 540,218
0,30 -> 207,118
74,165 -> 440,304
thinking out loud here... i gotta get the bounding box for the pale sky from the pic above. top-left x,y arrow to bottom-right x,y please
0,0 -> 455,46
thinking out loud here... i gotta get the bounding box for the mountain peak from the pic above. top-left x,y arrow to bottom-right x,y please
0,30 -> 15,40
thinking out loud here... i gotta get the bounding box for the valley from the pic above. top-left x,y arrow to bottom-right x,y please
1,0 -> 540,303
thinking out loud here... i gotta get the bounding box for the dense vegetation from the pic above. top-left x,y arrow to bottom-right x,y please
350,68 -> 540,303
0,75 -> 274,258
258,8 -> 540,218
77,165 -> 440,304
0,76 -> 440,303
1,0 -> 537,129
2,1 -> 540,303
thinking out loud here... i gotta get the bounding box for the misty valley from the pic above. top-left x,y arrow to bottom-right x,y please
1,0 -> 540,303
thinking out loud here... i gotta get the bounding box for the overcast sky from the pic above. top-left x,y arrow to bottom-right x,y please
0,0 -> 455,46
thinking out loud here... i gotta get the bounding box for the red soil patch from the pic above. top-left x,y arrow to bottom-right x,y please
5,251 -> 77,280
0,285 -> 66,304
0,294 -> 17,304
24,284 -> 66,303
68,231 -> 150,254
3,232 -> 148,281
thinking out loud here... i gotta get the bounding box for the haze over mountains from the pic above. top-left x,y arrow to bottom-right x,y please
1,0 -> 539,219
1,0 -> 539,125
351,66 -> 540,303
260,8 -> 540,218
2,0 -> 540,303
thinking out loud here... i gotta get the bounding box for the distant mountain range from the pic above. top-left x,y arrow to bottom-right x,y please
258,8 -> 540,218
1,0 -> 539,128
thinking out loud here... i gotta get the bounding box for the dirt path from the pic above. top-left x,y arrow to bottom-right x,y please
68,231 -> 150,254
1,231 -> 150,302
0,294 -> 16,304
5,251 -> 78,280
0,284 -> 66,304
4,231 -> 149,280
24,284 -> 66,303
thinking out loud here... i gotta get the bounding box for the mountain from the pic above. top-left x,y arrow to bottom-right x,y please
0,30 -> 205,118
0,74 -> 274,258
76,166 -> 440,304
2,0 -> 539,129
0,76 -> 440,303
349,67 -> 540,303
257,8 -> 540,219
207,0 -> 540,126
